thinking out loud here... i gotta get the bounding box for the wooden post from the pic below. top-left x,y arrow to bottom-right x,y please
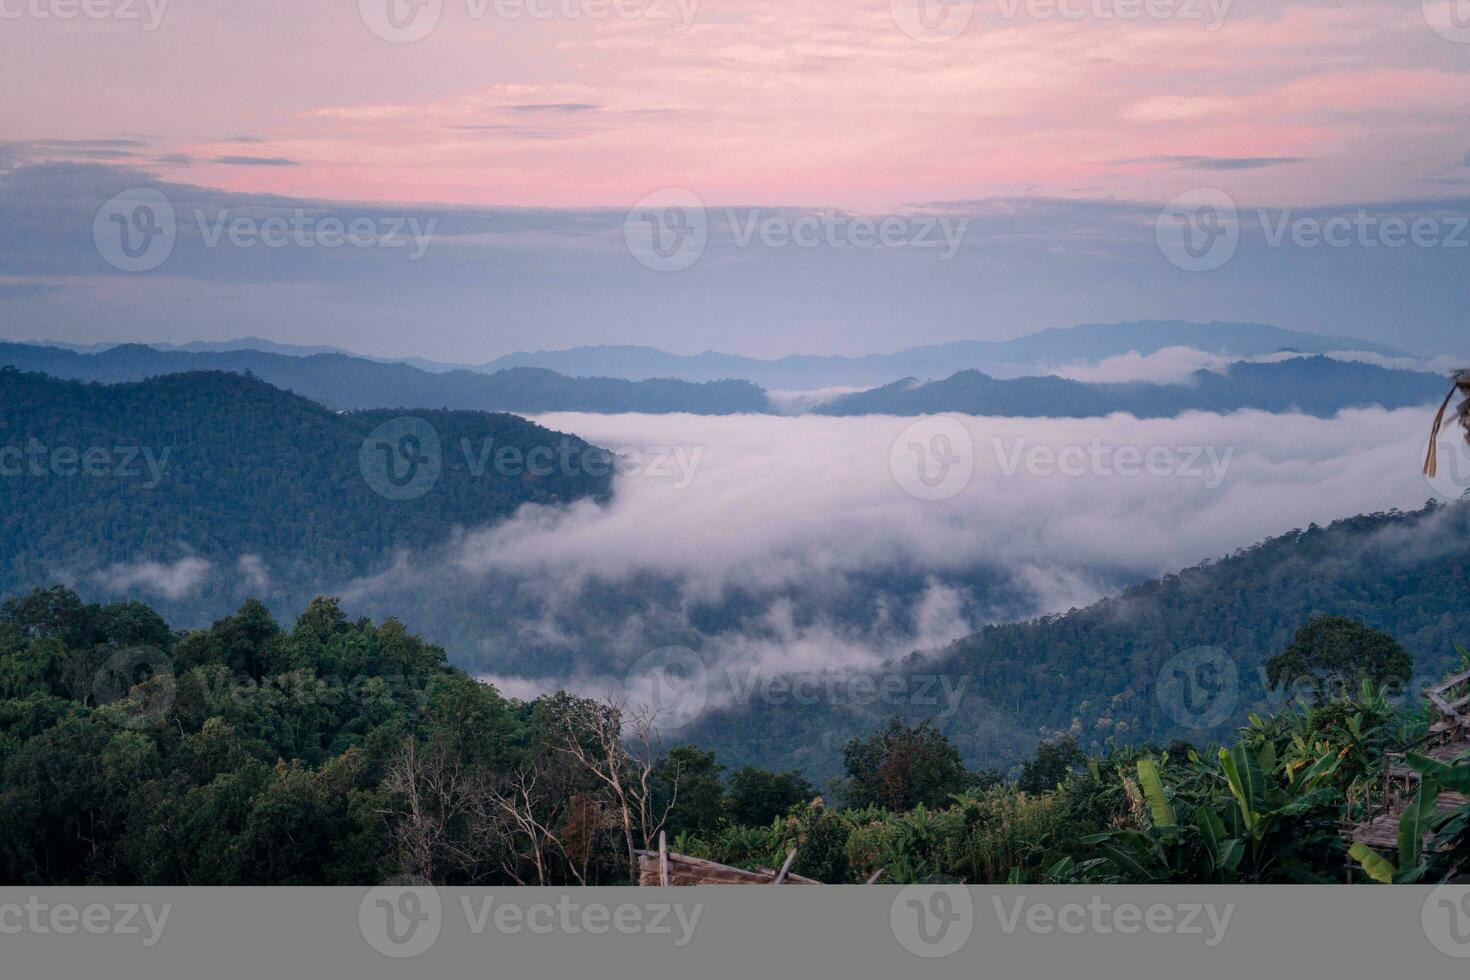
658,830 -> 669,887
772,847 -> 798,884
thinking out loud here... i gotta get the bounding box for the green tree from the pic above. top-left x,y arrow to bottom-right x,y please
657,747 -> 725,838
1266,616 -> 1413,703
726,766 -> 815,826
841,718 -> 968,811
1018,735 -> 1086,794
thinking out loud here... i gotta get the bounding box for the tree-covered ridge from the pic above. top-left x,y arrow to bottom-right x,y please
0,342 -> 772,415
685,502 -> 1470,777
0,368 -> 612,602
2,587 -> 1464,885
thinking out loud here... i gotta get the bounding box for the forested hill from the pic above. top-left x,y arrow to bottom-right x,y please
0,343 -> 772,415
0,368 -> 612,614
816,357 -> 1445,417
686,502 -> 1470,777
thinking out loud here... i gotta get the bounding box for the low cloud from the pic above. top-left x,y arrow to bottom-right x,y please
94,556 -> 213,601
335,408 -> 1451,695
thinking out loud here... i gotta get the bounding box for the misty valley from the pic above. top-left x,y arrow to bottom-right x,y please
2,321 -> 1470,888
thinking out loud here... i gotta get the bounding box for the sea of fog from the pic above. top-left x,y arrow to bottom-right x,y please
318,406 -> 1453,698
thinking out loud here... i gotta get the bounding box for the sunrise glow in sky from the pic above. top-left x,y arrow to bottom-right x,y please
5,0 -> 1470,209
2,0 -> 1468,360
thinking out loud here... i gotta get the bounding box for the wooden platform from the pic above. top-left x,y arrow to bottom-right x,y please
635,848 -> 821,886
1344,668 -> 1470,858
1385,740 -> 1470,779
1349,791 -> 1469,852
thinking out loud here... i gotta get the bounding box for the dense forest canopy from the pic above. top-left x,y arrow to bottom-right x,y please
0,367 -> 612,608
686,502 -> 1470,776
2,586 -> 1465,886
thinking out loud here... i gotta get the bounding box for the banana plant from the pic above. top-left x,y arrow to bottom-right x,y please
1349,751 -> 1470,883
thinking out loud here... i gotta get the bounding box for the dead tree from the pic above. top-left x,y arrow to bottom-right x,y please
553,695 -> 679,880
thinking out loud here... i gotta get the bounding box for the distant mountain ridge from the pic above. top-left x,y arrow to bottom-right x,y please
815,357 -> 1447,418
473,321 -> 1411,388
0,343 -> 772,415
24,321 -> 1414,390
1,320 -> 1441,419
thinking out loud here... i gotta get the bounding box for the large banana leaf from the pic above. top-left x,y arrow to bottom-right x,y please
1137,759 -> 1176,827
1220,745 -> 1268,835
1408,752 -> 1470,793
1395,781 -> 1441,879
1348,842 -> 1395,884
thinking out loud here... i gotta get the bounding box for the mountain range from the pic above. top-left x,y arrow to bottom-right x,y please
29,321 -> 1414,389
0,330 -> 1449,419
0,343 -> 769,415
473,320 -> 1412,388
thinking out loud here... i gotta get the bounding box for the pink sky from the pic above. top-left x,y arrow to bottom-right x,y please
4,0 -> 1469,209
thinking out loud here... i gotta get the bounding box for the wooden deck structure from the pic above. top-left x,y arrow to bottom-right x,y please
1345,670 -> 1470,856
635,832 -> 887,885
635,834 -> 824,885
